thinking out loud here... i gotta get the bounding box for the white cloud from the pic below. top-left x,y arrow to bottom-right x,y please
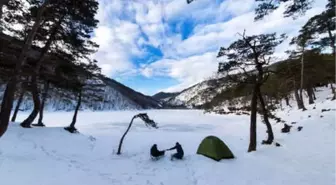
141,52 -> 218,92
169,2 -> 325,58
91,0 -> 328,94
218,0 -> 256,17
92,16 -> 144,76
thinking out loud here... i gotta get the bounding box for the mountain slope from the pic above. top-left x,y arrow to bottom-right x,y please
164,61 -> 281,108
164,76 -> 231,108
152,92 -> 179,101
7,76 -> 162,112
99,76 -> 162,110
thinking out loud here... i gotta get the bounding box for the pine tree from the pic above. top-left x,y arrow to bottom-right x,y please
0,0 -> 99,137
217,31 -> 286,151
300,0 -> 335,54
64,60 -> 104,133
288,29 -> 314,110
186,0 -> 314,19
255,0 -> 314,20
18,0 -> 99,128
0,0 -> 50,137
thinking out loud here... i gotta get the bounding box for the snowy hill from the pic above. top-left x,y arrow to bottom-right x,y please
0,87 -> 334,185
160,62 -> 264,108
152,92 -> 179,102
164,76 -> 231,108
5,76 -> 162,112
99,76 -> 162,110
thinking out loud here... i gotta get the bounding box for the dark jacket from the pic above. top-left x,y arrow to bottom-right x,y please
151,144 -> 165,157
169,143 -> 184,156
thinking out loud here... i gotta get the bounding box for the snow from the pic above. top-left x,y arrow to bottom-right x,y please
167,81 -> 213,106
0,88 -> 335,185
166,77 -> 232,107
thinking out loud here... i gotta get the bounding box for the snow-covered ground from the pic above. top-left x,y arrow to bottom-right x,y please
0,88 -> 335,185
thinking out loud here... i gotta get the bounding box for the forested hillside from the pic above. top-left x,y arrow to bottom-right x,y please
163,52 -> 335,111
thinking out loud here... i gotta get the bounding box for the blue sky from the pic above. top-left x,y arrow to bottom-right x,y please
92,0 -> 327,95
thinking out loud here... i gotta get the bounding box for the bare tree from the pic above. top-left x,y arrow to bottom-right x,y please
117,113 -> 158,155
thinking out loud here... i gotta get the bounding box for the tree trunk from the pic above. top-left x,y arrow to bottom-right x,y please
312,89 -> 316,100
20,76 -> 40,128
294,88 -> 301,108
331,83 -> 336,100
117,116 -> 136,155
294,87 -> 306,110
299,47 -> 307,111
11,90 -> 24,122
285,96 -> 291,107
257,87 -> 274,144
0,1 -> 49,138
306,86 -> 314,104
20,16 -> 62,128
294,79 -> 305,109
294,82 -> 306,111
248,83 -> 258,152
69,91 -> 82,129
36,81 -> 49,126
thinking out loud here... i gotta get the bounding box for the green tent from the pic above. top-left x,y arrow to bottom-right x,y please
196,135 -> 234,161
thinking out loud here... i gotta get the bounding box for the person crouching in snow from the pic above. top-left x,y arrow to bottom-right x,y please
166,142 -> 184,160
150,144 -> 165,160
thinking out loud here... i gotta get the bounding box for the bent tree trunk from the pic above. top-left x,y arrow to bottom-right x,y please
21,16 -> 61,128
20,76 -> 40,128
65,91 -> 82,133
248,83 -> 258,152
11,90 -> 25,122
0,1 -> 49,137
117,116 -> 136,155
37,81 -> 49,126
70,92 -> 82,127
257,87 -> 274,144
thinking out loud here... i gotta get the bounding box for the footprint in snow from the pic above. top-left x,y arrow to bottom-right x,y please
146,179 -> 154,185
